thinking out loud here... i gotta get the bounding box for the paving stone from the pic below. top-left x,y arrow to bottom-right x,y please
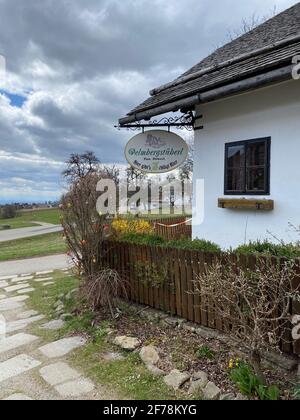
164,370 -> 190,389
202,382 -> 221,400
188,372 -> 209,395
193,371 -> 209,384
0,296 -> 28,311
0,295 -> 29,304
0,354 -> 41,383
0,333 -> 39,354
55,378 -> 94,397
113,336 -> 140,351
17,288 -> 35,294
20,273 -> 32,277
17,310 -> 39,320
140,346 -> 160,366
43,282 -> 55,286
146,364 -> 164,376
4,283 -> 30,293
0,276 -> 15,281
10,279 -> 23,284
40,319 -> 65,330
36,271 -> 54,276
4,393 -> 33,400
0,294 -> 6,300
235,393 -> 249,401
220,393 -> 236,400
40,362 -> 81,386
34,277 -> 53,283
39,336 -> 87,358
0,281 -> 9,288
0,315 -> 6,339
6,315 -> 45,333
0,302 -> 24,311
11,277 -> 33,283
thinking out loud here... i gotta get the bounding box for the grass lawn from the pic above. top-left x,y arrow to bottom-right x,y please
0,208 -> 61,230
0,231 -> 66,261
28,270 -> 181,400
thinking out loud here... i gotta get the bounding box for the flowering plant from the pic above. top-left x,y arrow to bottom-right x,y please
112,218 -> 153,236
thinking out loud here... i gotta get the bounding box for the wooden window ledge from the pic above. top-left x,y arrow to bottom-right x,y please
218,198 -> 274,211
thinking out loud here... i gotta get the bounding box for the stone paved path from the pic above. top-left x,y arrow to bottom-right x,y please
0,269 -> 117,400
0,255 -> 70,276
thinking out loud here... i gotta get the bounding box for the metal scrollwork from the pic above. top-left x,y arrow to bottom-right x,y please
115,111 -> 196,131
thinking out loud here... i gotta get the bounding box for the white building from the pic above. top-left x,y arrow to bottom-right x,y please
119,3 -> 300,249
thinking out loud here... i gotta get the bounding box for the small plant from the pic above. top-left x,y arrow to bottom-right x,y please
235,240 -> 300,259
229,361 -> 280,400
293,382 -> 300,400
197,345 -> 215,361
93,321 -> 112,343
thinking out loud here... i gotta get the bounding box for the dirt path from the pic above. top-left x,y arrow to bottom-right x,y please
0,269 -> 117,400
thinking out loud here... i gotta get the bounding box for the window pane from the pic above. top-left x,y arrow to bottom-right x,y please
247,168 -> 265,192
247,141 -> 266,166
227,145 -> 245,168
227,168 -> 245,192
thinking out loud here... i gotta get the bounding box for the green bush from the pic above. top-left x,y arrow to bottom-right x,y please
235,240 -> 300,259
165,238 -> 221,253
230,361 -> 280,400
118,233 -> 221,253
118,232 -> 166,246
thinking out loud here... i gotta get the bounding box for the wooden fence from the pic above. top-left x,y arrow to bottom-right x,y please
151,217 -> 192,240
102,241 -> 300,356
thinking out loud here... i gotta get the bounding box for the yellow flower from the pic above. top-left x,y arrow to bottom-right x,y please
228,359 -> 234,369
112,218 -> 153,236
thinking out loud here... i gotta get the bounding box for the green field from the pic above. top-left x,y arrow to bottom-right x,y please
0,208 -> 61,230
0,231 -> 66,261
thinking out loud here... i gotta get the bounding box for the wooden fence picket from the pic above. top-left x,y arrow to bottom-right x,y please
102,241 -> 300,356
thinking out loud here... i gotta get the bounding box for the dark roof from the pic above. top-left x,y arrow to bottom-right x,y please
120,3 -> 300,124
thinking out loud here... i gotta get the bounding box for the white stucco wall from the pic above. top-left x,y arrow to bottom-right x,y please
193,79 -> 300,249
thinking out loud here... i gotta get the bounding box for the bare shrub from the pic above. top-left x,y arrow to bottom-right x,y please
193,255 -> 300,382
61,173 -> 107,277
61,152 -> 125,317
84,269 -> 127,317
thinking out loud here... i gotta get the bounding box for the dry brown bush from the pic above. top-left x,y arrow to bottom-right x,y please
193,255 -> 300,381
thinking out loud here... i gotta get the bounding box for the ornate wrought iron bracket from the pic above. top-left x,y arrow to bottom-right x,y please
115,111 -> 203,132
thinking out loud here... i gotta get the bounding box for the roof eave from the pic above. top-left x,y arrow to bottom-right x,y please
119,64 -> 293,125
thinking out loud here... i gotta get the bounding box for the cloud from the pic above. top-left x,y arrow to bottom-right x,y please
0,0 -> 297,202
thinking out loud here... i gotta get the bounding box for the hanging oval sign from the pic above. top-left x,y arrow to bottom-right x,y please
125,130 -> 189,174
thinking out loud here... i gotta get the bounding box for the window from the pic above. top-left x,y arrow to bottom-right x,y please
224,138 -> 271,195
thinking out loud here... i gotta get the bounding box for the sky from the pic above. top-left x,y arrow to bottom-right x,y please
0,0 -> 298,203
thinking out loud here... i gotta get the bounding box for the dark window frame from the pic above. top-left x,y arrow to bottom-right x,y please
224,137 -> 271,196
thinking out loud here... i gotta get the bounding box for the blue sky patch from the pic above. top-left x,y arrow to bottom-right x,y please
0,90 -> 27,107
